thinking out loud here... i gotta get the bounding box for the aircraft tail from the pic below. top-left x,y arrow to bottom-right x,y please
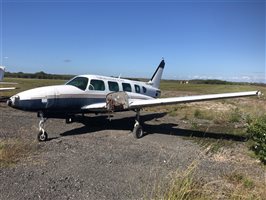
0,66 -> 5,81
148,59 -> 165,89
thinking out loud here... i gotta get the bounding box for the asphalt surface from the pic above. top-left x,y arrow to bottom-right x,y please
0,103 -> 265,200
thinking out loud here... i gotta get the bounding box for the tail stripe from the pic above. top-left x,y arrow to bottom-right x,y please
148,60 -> 165,89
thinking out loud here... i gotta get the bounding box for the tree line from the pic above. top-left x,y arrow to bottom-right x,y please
5,71 -> 74,80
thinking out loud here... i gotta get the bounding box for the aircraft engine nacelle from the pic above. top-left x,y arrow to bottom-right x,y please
106,92 -> 129,111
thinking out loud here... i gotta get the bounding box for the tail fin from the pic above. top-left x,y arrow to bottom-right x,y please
0,66 -> 5,81
148,59 -> 165,89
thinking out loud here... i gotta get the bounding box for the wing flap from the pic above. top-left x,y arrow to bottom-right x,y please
129,91 -> 260,109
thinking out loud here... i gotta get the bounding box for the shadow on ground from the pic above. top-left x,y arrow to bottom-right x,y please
60,113 -> 247,142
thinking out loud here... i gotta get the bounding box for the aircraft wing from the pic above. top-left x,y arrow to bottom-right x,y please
81,91 -> 260,112
128,91 -> 260,109
0,87 -> 16,91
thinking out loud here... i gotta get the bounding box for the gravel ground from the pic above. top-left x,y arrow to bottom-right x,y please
0,103 -> 265,200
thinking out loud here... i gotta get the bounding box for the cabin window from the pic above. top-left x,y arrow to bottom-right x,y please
155,90 -> 161,97
89,79 -> 105,91
142,86 -> 147,93
108,81 -> 119,92
122,83 -> 132,92
66,77 -> 88,91
134,85 -> 141,93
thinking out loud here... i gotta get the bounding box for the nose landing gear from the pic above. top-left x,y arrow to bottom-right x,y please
37,112 -> 48,142
132,109 -> 144,139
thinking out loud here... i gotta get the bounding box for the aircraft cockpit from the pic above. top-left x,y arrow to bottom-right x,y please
66,76 -> 88,91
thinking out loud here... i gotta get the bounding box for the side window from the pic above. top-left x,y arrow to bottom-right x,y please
142,86 -> 147,93
108,81 -> 119,92
134,85 -> 141,93
89,79 -> 105,91
155,90 -> 161,97
122,83 -> 132,92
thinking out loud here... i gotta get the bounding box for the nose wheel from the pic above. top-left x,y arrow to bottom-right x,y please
132,109 -> 144,139
37,130 -> 48,142
38,113 -> 48,142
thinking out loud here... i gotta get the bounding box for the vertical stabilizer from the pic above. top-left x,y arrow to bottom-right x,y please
148,59 -> 165,89
0,66 -> 5,81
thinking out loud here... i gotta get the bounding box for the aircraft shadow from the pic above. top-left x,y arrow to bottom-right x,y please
60,112 -> 247,142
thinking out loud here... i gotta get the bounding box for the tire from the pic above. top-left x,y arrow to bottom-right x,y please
133,125 -> 144,139
37,131 -> 48,142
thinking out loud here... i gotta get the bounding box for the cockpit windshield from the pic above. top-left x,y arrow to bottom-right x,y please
66,77 -> 88,91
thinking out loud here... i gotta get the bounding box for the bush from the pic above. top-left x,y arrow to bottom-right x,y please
247,115 -> 266,164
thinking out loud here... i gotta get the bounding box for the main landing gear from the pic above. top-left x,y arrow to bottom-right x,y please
37,112 -> 48,142
132,109 -> 144,139
36,109 -> 145,141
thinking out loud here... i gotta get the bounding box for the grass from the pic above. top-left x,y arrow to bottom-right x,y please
0,77 -> 66,97
0,138 -> 38,167
160,81 -> 266,95
229,108 -> 242,123
150,161 -> 208,200
149,157 -> 265,200
224,172 -> 266,200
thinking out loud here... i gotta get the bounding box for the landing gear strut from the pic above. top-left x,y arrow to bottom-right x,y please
132,109 -> 144,139
37,112 -> 48,142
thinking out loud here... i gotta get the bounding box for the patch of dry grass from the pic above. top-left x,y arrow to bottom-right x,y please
222,172 -> 266,200
150,161 -> 208,200
150,159 -> 265,200
0,138 -> 38,167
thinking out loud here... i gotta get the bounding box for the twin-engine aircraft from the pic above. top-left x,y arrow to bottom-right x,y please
7,60 -> 260,141
0,66 -> 16,91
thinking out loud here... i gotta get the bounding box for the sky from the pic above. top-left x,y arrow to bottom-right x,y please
0,0 -> 265,83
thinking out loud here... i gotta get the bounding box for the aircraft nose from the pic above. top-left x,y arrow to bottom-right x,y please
7,95 -> 20,107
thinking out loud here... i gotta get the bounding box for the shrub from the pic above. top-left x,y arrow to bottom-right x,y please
247,115 -> 266,164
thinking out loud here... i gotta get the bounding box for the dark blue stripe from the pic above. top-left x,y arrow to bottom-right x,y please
15,97 -> 105,112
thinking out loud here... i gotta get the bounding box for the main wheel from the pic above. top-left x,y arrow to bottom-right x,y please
37,131 -> 48,142
133,125 -> 144,139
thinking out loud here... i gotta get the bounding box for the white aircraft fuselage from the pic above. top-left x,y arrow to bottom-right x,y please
8,74 -> 160,114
